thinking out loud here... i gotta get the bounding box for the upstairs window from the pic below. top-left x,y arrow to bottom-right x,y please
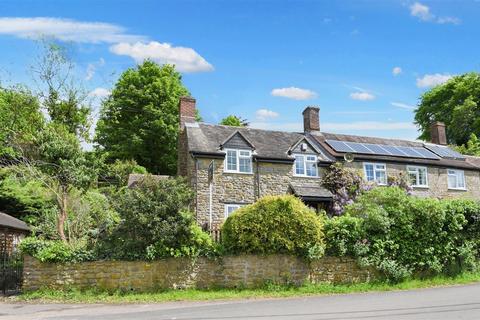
363,162 -> 387,185
407,166 -> 428,187
447,169 -> 466,190
294,154 -> 318,177
224,149 -> 252,173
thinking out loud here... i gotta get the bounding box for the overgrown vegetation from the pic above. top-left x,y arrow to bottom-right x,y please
325,186 -> 480,282
221,195 -> 325,260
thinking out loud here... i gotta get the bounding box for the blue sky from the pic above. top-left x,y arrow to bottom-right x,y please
0,0 -> 479,142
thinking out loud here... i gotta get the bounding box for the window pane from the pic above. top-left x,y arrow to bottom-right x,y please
306,155 -> 316,161
239,150 -> 250,157
227,150 -> 237,171
376,170 -> 387,184
306,161 -> 317,177
448,174 -> 457,189
239,157 -> 252,173
418,168 -> 427,185
458,171 -> 465,188
295,155 -> 305,175
408,172 -> 418,185
364,164 -> 374,181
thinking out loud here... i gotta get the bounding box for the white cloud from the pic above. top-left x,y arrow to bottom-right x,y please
270,87 -> 317,100
410,2 -> 433,21
0,17 -> 145,43
255,109 -> 279,120
350,92 -> 376,101
392,67 -> 402,76
409,2 -> 461,24
85,58 -> 105,81
416,73 -> 453,88
437,16 -> 461,25
391,102 -> 416,110
85,64 -> 95,81
88,87 -> 111,98
110,41 -> 213,73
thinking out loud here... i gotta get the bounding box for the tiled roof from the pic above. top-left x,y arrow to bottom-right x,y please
0,212 -> 30,231
289,184 -> 333,200
185,122 -> 477,170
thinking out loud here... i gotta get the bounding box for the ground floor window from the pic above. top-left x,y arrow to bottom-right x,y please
447,169 -> 466,190
224,204 -> 243,219
363,162 -> 387,185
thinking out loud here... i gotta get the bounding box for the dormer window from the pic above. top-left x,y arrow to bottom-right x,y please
224,149 -> 252,174
294,154 -> 318,177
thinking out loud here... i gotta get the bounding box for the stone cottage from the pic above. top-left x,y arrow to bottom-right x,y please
0,211 -> 30,254
177,97 -> 480,230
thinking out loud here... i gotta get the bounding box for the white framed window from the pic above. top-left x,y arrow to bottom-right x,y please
294,154 -> 318,177
407,166 -> 428,187
224,204 -> 243,219
447,169 -> 466,190
363,162 -> 387,185
224,149 -> 252,173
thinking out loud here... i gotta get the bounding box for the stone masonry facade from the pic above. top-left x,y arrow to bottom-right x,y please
190,156 -> 328,227
345,162 -> 480,199
23,255 -> 376,292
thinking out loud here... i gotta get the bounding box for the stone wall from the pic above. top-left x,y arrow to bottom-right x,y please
345,161 -> 480,199
190,157 -> 328,226
23,255 -> 376,292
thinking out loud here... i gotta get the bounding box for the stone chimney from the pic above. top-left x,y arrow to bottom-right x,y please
430,121 -> 447,145
302,106 -> 320,133
179,96 -> 196,130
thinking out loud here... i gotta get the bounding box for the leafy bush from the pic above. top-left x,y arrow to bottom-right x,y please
221,195 -> 325,260
341,187 -> 479,281
324,215 -> 364,256
20,237 -> 93,263
95,176 -> 213,260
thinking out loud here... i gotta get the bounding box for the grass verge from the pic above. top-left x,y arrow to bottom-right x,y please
14,271 -> 480,304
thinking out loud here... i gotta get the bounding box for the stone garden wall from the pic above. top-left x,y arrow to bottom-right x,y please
23,255 -> 376,292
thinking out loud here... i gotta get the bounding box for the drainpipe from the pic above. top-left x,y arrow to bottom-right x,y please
192,155 -> 199,221
255,158 -> 261,200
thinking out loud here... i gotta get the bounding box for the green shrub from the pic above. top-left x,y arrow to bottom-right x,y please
324,215 -> 364,256
343,187 -> 478,281
221,195 -> 325,260
20,237 -> 93,263
95,176 -> 213,260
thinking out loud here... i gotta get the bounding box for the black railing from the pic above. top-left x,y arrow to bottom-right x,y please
1,250 -> 23,296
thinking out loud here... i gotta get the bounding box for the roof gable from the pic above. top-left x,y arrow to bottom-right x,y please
220,131 -> 255,150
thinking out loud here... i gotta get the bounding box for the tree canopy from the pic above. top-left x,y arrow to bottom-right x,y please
219,115 -> 249,127
415,72 -> 480,145
95,61 -> 189,175
0,86 -> 44,157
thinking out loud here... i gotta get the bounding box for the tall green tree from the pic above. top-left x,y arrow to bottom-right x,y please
220,115 -> 249,127
0,86 -> 44,157
455,133 -> 480,156
415,72 -> 480,145
95,61 -> 190,174
16,123 -> 99,242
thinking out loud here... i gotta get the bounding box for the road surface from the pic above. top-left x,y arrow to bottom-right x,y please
1,283 -> 480,319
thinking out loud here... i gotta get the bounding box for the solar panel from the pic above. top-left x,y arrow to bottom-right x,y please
363,143 -> 392,155
325,140 -> 353,153
396,146 -> 423,158
413,148 -> 441,159
344,142 -> 374,154
425,145 -> 466,159
325,139 -> 443,160
381,146 -> 407,157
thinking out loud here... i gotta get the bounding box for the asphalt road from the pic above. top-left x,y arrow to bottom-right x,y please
2,283 -> 480,320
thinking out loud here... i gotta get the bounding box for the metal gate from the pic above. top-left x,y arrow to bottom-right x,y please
1,248 -> 23,295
